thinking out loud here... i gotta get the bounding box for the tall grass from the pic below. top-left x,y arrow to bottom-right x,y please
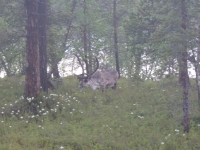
0,76 -> 200,150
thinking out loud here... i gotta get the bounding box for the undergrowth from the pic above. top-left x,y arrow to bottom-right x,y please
0,76 -> 200,150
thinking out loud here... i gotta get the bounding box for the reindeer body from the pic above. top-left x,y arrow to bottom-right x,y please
83,69 -> 119,92
74,54 -> 119,92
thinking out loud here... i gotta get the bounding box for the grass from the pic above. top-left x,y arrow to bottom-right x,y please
0,76 -> 200,150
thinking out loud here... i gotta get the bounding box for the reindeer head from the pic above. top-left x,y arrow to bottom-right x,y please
74,54 -> 99,89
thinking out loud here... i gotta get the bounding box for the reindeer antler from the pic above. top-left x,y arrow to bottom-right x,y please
74,54 -> 85,75
74,54 -> 99,79
87,56 -> 99,77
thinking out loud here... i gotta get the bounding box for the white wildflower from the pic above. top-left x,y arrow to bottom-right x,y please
175,129 -> 179,132
50,93 -> 58,96
27,97 -> 32,102
138,115 -> 144,119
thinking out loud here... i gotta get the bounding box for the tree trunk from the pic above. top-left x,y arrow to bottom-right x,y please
0,58 -> 11,76
88,28 -> 94,73
134,50 -> 142,80
189,48 -> 200,109
113,0 -> 120,78
64,0 -> 77,42
52,64 -> 60,78
180,0 -> 189,133
24,0 -> 40,98
197,25 -> 200,108
83,0 -> 89,75
38,0 -> 48,93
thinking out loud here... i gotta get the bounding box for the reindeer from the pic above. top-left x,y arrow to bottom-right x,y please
74,54 -> 119,92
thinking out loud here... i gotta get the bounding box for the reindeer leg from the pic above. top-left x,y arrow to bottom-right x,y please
101,85 -> 105,92
112,83 -> 117,90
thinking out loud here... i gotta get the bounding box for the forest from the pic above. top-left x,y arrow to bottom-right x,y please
0,0 -> 200,149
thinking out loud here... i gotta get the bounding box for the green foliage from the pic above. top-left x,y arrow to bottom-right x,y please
0,0 -> 200,79
0,0 -> 25,75
0,76 -> 200,149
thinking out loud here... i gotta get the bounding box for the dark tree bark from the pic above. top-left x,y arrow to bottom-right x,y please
83,0 -> 89,75
197,25 -> 200,108
180,0 -> 189,133
38,0 -> 48,92
52,64 -> 60,78
24,0 -> 40,98
88,28 -> 93,73
190,51 -> 200,109
134,51 -> 142,80
0,58 -> 11,76
188,47 -> 200,109
64,0 -> 77,42
113,0 -> 120,78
